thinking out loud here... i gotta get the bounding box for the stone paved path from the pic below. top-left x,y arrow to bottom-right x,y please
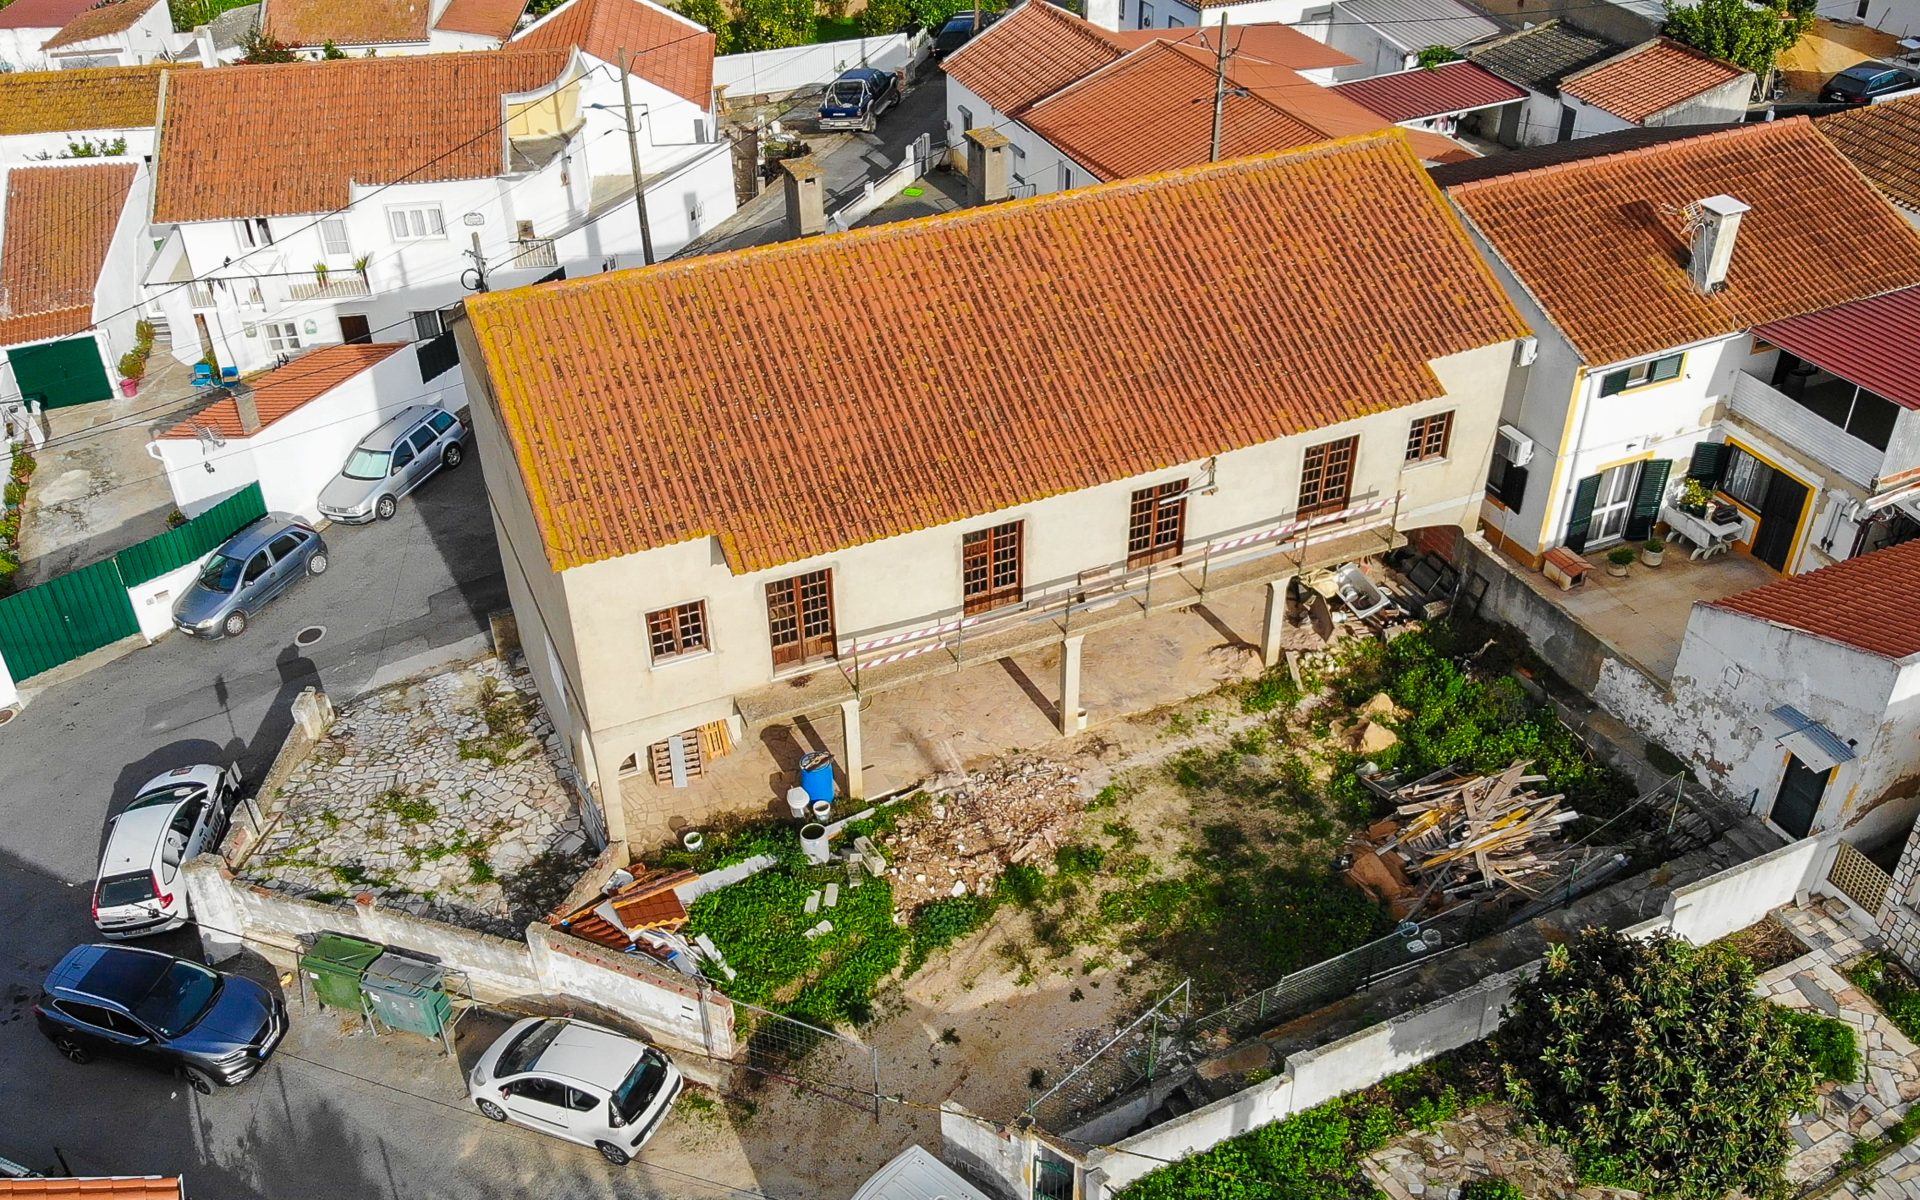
1363,1105 -> 1640,1200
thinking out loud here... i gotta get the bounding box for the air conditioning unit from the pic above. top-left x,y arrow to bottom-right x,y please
1495,424 -> 1534,467
1515,335 -> 1539,366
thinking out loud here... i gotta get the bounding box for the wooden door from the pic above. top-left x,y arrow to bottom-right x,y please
339,315 -> 372,345
766,569 -> 835,667
962,521 -> 1023,614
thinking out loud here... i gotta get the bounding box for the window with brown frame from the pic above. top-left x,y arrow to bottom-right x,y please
646,601 -> 708,661
1299,436 -> 1358,516
766,569 -> 835,668
1127,482 -> 1186,567
1405,412 -> 1453,463
962,521 -> 1024,615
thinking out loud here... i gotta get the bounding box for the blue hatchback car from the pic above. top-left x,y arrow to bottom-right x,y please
36,944 -> 285,1093
171,515 -> 327,640
818,67 -> 900,132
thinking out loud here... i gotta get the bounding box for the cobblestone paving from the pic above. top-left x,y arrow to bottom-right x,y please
1363,1104 -> 1640,1200
243,656 -> 590,934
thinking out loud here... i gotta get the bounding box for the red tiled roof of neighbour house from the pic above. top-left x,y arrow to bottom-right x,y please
513,0 -> 712,105
1404,129 -> 1477,163
461,130 -> 1532,574
151,50 -> 574,223
0,162 -> 136,348
0,63 -> 189,135
1818,94 -> 1920,213
1558,37 -> 1747,123
1445,119 -> 1920,366
0,0 -> 97,30
1753,285 -> 1920,411
156,343 -> 412,440
1710,538 -> 1920,660
0,1180 -> 183,1198
1331,61 -> 1526,123
42,0 -> 164,49
1021,39 -> 1393,182
435,0 -> 530,39
1104,21 -> 1358,72
258,0 -> 429,46
941,0 -> 1127,116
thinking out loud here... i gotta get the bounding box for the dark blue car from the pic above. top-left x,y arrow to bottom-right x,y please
36,944 -> 285,1093
818,67 -> 900,132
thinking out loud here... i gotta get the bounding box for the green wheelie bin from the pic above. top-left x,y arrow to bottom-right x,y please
300,931 -> 385,1011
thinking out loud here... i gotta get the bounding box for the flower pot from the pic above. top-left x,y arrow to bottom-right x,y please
1641,549 -> 1664,567
119,377 -> 138,398
682,830 -> 704,853
1606,560 -> 1630,578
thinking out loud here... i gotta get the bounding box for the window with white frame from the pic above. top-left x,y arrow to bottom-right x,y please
387,205 -> 445,241
412,309 -> 446,340
320,218 -> 351,257
264,322 -> 300,353
236,218 -> 272,248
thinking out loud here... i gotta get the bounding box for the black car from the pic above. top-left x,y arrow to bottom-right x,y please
818,67 -> 902,132
1821,60 -> 1920,104
933,10 -> 992,59
36,944 -> 285,1093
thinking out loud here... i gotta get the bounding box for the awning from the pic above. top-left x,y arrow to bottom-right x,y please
1762,705 -> 1856,774
1752,286 -> 1920,413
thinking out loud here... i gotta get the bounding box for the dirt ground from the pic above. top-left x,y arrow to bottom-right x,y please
1778,18 -> 1906,99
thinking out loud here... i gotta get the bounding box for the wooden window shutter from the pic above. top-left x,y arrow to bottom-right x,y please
1623,459 -> 1671,542
1687,441 -> 1729,485
1599,370 -> 1628,397
1563,474 -> 1602,554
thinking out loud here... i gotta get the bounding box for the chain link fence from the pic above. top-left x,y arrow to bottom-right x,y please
1027,981 -> 1189,1132
724,998 -> 884,1119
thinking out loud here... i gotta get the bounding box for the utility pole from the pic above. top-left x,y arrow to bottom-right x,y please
619,46 -> 656,266
465,231 -> 489,292
1209,12 -> 1230,163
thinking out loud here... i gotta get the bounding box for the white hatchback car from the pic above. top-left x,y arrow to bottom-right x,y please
92,764 -> 240,938
469,1017 -> 684,1165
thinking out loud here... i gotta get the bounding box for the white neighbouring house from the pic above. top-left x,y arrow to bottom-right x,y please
145,36 -> 734,377
38,0 -> 185,69
0,63 -> 185,164
248,0 -> 528,56
0,0 -> 118,73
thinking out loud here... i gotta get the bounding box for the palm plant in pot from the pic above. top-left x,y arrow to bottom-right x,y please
1606,545 -> 1636,577
1641,537 -> 1665,567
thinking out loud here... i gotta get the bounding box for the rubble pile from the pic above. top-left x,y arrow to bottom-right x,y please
874,758 -> 1087,911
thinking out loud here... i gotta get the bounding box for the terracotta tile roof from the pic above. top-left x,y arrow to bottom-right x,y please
435,0 -> 528,38
1331,61 -> 1525,123
513,0 -> 711,105
1405,128 -> 1477,163
152,49 -> 574,223
462,131 -> 1530,573
0,1180 -> 183,1198
0,162 -> 135,347
1103,21 -> 1357,72
259,0 -> 429,46
1021,39 -> 1391,182
1752,285 -> 1920,411
1559,37 -> 1748,123
43,0 -> 164,48
0,63 -> 186,134
1710,538 -> 1920,660
1466,19 -> 1623,93
0,0 -> 96,30
1446,119 -> 1920,366
157,342 -> 411,439
943,0 -> 1126,116
1819,94 -> 1920,213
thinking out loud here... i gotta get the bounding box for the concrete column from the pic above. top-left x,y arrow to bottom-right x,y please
840,698 -> 865,801
964,127 -> 1012,205
781,156 -> 826,238
1261,576 -> 1294,668
1058,635 -> 1084,735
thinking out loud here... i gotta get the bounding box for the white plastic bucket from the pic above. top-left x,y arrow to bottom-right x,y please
811,800 -> 833,823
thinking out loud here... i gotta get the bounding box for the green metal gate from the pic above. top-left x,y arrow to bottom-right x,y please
9,336 -> 112,410
0,557 -> 138,679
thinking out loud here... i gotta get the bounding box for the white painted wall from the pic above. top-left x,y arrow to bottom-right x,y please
0,129 -> 156,163
712,33 -> 911,100
125,552 -> 216,641
46,1 -> 186,67
1818,0 -> 1920,39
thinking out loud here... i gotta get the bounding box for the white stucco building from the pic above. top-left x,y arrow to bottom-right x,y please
0,63 -> 181,164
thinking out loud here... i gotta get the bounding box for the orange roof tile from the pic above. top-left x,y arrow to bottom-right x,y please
0,63 -> 187,135
0,0 -> 96,30
152,50 -> 574,223
1104,22 -> 1357,71
0,1179 -> 183,1198
1819,94 -> 1920,213
462,131 -> 1529,573
259,0 -> 429,45
513,0 -> 711,105
42,0 -> 164,49
1446,119 -> 1920,366
941,0 -> 1126,116
157,343 -> 412,439
1710,538 -> 1920,660
435,0 -> 529,38
1558,37 -> 1747,123
0,162 -> 135,347
1021,40 -> 1390,182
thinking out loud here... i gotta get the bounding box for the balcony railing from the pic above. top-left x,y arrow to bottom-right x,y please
508,238 -> 558,270
285,270 -> 373,301
1730,371 -> 1884,489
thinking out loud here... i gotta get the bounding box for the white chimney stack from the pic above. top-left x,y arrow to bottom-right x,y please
1689,194 -> 1750,294
193,24 -> 216,68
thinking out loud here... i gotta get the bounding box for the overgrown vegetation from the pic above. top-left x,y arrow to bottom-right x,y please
458,678 -> 534,765
1458,1180 -> 1525,1200
1848,953 -> 1920,1043
1782,1008 -> 1860,1085
1664,0 -> 1812,78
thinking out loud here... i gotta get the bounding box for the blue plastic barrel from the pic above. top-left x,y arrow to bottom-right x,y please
799,751 -> 835,803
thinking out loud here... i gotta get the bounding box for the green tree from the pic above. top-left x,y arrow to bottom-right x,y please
320,38 -> 347,58
1415,44 -> 1460,68
731,0 -> 813,50
674,0 -> 738,52
1664,0 -> 1810,78
858,0 -> 913,35
238,27 -> 298,63
1495,929 -> 1818,1200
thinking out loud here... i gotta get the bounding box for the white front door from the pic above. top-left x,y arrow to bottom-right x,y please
1589,462 -> 1641,547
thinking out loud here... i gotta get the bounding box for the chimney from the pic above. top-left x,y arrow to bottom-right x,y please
193,23 -> 216,68
1688,194 -> 1750,294
781,155 -> 826,238
231,385 -> 260,436
964,127 -> 1011,205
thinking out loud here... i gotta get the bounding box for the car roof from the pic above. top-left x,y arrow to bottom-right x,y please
101,802 -> 177,874
47,943 -> 173,1003
358,405 -> 440,449
218,515 -> 310,558
1842,60 -> 1896,76
838,67 -> 888,82
530,1020 -> 646,1091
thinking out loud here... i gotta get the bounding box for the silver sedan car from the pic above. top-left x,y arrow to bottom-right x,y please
316,405 -> 466,524
469,1017 -> 684,1165
172,517 -> 327,639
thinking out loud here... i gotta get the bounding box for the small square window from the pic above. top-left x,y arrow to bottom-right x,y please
647,601 -> 709,661
388,205 -> 445,241
1405,411 -> 1453,463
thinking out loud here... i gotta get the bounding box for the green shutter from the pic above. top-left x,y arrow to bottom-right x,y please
1624,459 -> 1671,541
1652,354 -> 1683,383
1688,441 -> 1729,485
1564,473 -> 1602,553
1599,370 -> 1628,397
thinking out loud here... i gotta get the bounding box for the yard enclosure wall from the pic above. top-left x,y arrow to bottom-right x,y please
713,33 -> 915,103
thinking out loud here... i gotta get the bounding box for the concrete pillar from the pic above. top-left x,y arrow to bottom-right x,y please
781,156 -> 826,238
840,697 -> 864,801
1058,635 -> 1084,735
964,127 -> 1012,205
1261,576 -> 1294,668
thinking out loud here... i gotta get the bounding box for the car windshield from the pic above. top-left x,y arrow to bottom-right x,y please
342,447 -> 391,480
130,960 -> 221,1038
829,81 -> 865,105
497,1019 -> 565,1078
1831,73 -> 1871,94
197,555 -> 244,592
942,15 -> 973,31
127,784 -> 206,812
96,870 -> 156,907
611,1049 -> 669,1125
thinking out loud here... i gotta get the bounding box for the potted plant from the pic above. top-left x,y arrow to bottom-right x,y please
1680,477 -> 1714,516
313,261 -> 330,289
1641,537 -> 1665,567
353,252 -> 373,282
1606,545 -> 1636,577
117,347 -> 147,397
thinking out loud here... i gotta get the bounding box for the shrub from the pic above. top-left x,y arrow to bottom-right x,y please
1606,546 -> 1637,566
1460,1181 -> 1525,1200
857,0 -> 912,33
3,480 -> 24,508
1848,954 -> 1920,1043
1781,1008 -> 1860,1085
1495,928 -> 1817,1200
238,27 -> 298,63
118,349 -> 148,380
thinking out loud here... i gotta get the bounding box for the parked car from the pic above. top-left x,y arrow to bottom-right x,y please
932,11 -> 993,59
468,1016 -> 684,1165
316,405 -> 466,524
36,943 -> 286,1092
818,67 -> 901,132
92,763 -> 241,938
172,515 -> 327,639
1821,60 -> 1920,104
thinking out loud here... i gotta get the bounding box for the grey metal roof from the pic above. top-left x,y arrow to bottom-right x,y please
1333,0 -> 1505,52
1767,705 -> 1857,772
1466,19 -> 1624,92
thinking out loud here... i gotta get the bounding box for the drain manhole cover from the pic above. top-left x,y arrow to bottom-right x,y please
295,626 -> 326,647
0,706 -> 16,726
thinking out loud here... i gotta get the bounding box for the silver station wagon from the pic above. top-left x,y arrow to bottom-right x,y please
317,405 -> 466,524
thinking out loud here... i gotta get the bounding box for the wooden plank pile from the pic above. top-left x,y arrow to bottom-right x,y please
551,867 -> 695,952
